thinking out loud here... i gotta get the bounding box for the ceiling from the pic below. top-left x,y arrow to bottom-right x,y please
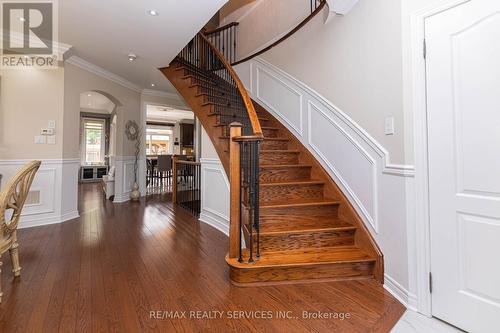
147,105 -> 194,123
80,91 -> 115,113
60,0 -> 228,93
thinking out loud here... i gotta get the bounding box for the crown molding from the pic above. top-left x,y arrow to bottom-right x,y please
65,56 -> 143,93
141,89 -> 180,100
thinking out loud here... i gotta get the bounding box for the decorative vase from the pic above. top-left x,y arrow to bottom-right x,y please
130,182 -> 140,201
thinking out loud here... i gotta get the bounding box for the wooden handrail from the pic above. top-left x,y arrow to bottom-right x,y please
231,0 -> 327,66
204,22 -> 239,36
199,33 -> 263,138
174,160 -> 201,166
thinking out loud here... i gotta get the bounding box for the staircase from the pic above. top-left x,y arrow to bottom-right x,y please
160,3 -> 383,286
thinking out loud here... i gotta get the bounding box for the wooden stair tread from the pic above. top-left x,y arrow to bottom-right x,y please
258,219 -> 355,235
260,149 -> 299,153
227,246 -> 375,268
260,164 -> 312,169
260,180 -> 324,187
259,198 -> 341,209
219,136 -> 289,141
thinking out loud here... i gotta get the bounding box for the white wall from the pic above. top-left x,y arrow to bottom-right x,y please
257,0 -> 407,165
0,68 -> 65,159
226,0 -> 309,60
0,67 -> 79,227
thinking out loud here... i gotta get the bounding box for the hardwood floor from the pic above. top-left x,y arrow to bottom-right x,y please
0,183 -> 404,332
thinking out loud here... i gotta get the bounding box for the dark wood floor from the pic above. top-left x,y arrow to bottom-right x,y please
0,183 -> 404,332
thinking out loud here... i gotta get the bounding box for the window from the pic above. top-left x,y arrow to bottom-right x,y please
82,118 -> 106,165
145,127 -> 172,155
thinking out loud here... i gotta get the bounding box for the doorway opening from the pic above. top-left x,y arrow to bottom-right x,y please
145,104 -> 199,198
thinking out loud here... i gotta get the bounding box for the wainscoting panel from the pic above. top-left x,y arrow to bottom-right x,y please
308,101 -> 378,229
235,58 -> 415,304
199,158 -> 230,235
0,159 -> 80,228
256,66 -> 303,136
114,156 -> 136,203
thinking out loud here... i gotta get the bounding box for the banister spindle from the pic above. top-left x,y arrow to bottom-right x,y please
172,156 -> 178,204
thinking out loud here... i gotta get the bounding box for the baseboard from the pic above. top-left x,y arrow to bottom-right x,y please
61,210 -> 80,223
384,274 -> 416,311
113,192 -> 131,203
19,210 -> 80,229
199,209 -> 229,236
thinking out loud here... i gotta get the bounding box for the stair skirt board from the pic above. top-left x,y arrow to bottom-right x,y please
161,60 -> 383,286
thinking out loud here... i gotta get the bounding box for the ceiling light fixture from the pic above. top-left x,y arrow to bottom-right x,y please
151,83 -> 156,87
128,53 -> 137,62
19,17 -> 25,22
87,93 -> 92,97
148,10 -> 159,16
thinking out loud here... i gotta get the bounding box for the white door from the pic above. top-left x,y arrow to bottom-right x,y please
426,1 -> 500,332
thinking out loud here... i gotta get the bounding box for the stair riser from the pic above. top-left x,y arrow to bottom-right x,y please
229,261 -> 375,283
257,230 -> 356,254
260,167 -> 311,182
260,140 -> 288,150
259,184 -> 324,204
260,152 -> 299,165
262,128 -> 279,138
259,205 -> 339,224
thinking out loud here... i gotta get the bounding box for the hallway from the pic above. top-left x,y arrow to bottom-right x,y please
0,184 -> 404,332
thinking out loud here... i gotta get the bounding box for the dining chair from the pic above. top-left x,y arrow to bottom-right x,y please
0,160 -> 41,303
157,155 -> 172,184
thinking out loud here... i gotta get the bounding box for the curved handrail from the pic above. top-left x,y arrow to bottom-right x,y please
231,0 -> 326,66
199,33 -> 263,138
204,22 -> 239,37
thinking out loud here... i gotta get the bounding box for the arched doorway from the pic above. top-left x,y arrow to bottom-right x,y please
78,91 -> 118,205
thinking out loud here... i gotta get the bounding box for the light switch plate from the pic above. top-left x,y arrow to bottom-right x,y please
47,135 -> 56,145
41,128 -> 55,135
48,120 -> 56,129
385,116 -> 395,135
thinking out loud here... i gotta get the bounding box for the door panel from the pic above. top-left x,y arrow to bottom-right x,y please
426,1 -> 500,332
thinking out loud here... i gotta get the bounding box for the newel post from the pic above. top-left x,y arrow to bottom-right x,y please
229,122 -> 242,259
172,156 -> 178,204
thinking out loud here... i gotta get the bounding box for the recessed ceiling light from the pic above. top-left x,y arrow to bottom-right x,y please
128,53 -> 137,62
148,10 -> 159,16
151,83 -> 156,87
87,93 -> 92,97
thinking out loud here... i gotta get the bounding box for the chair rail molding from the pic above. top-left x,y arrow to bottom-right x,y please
0,159 -> 80,228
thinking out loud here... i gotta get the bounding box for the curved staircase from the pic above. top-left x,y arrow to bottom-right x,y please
160,2 -> 383,286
